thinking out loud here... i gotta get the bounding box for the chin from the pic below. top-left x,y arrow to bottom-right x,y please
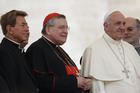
59,42 -> 65,45
59,41 -> 66,45
23,37 -> 29,40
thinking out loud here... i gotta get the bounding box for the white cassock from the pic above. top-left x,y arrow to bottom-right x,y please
81,33 -> 140,93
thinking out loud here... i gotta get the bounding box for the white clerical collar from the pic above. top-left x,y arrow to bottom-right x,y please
103,33 -> 122,45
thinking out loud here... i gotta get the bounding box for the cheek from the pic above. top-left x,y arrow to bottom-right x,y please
13,31 -> 21,37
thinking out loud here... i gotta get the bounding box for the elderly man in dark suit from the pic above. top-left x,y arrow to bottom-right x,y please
26,13 -> 92,93
0,10 -> 38,93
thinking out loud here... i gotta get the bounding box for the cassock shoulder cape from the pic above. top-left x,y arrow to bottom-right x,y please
81,34 -> 140,81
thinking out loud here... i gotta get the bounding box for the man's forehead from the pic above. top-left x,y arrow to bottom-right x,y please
111,12 -> 124,19
125,18 -> 137,27
104,10 -> 120,21
16,20 -> 27,24
125,18 -> 136,24
53,18 -> 67,24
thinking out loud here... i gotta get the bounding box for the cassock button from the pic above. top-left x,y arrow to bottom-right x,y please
36,88 -> 40,93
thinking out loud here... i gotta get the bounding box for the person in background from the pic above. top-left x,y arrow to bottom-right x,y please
81,11 -> 140,93
123,17 -> 140,55
25,13 -> 92,93
0,10 -> 38,93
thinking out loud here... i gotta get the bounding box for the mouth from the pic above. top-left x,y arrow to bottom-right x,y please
61,34 -> 67,37
24,32 -> 29,36
118,30 -> 124,33
23,32 -> 29,40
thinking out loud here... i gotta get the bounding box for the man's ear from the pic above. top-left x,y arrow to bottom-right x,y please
104,22 -> 108,28
6,25 -> 13,34
104,22 -> 109,31
46,26 -> 51,35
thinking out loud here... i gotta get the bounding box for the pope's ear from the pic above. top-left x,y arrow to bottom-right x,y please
104,22 -> 108,28
104,22 -> 109,32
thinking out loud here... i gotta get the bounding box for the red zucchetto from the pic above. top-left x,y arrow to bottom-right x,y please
43,13 -> 60,25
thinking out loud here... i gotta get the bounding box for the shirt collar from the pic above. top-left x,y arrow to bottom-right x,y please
103,33 -> 122,45
42,35 -> 57,48
5,37 -> 20,45
5,37 -> 25,51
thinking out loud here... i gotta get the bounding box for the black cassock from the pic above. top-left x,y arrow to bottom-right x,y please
0,38 -> 38,93
0,75 -> 10,93
25,37 -> 82,93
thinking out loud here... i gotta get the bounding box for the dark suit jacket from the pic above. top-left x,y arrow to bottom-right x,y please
0,75 -> 10,93
0,38 -> 38,93
135,47 -> 140,55
26,37 -> 82,93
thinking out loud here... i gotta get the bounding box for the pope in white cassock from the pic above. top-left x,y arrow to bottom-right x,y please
81,11 -> 140,93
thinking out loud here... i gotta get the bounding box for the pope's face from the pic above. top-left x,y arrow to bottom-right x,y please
104,11 -> 125,40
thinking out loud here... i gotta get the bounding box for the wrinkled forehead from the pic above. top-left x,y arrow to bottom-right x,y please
53,18 -> 67,25
109,12 -> 125,22
125,18 -> 137,26
16,16 -> 27,24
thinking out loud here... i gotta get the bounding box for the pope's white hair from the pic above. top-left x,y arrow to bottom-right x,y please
104,10 -> 120,23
